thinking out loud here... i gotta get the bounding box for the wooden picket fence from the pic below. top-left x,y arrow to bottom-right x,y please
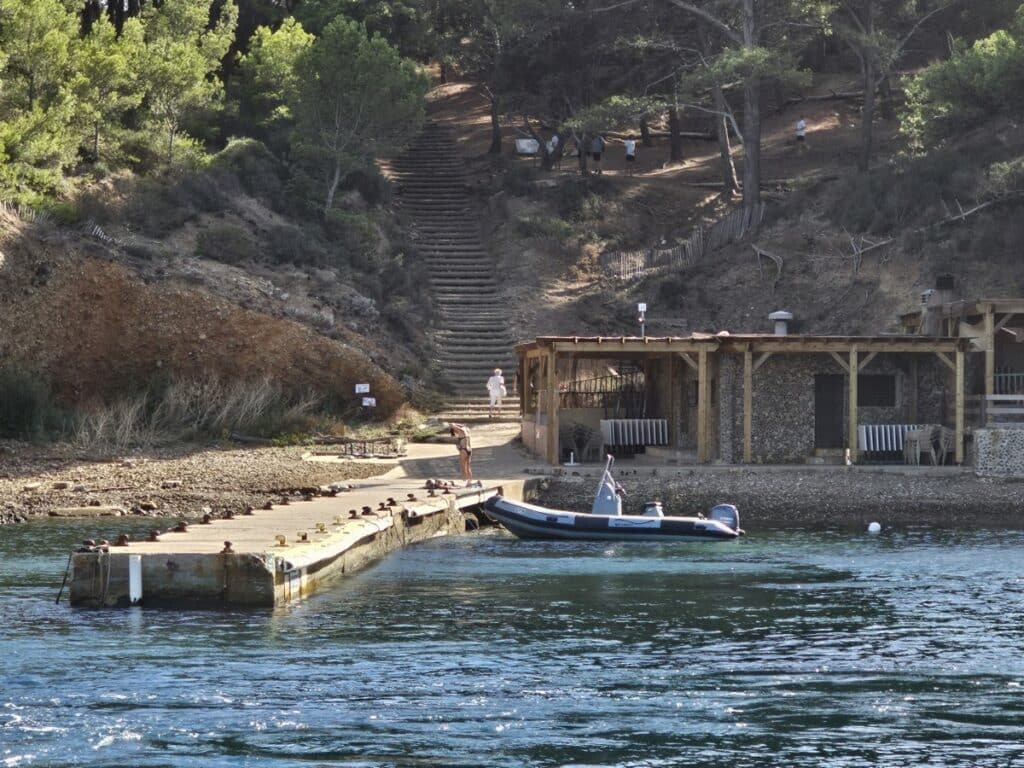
601,203 -> 765,280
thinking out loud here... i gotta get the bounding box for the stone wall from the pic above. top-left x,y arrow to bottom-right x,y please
536,469 -> 1024,528
974,428 -> 1024,476
720,353 -> 949,464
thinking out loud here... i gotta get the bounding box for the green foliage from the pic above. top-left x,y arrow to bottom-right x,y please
903,6 -> 1024,146
210,137 -> 286,201
324,208 -> 380,267
0,366 -> 63,440
290,17 -> 427,212
237,17 -> 314,148
516,215 -> 575,241
139,0 -> 239,165
73,16 -> 145,162
195,222 -> 259,264
985,155 -> 1024,195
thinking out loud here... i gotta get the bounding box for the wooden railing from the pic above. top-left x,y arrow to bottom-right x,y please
966,394 -> 1024,426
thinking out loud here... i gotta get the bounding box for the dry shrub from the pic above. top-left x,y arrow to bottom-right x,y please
71,376 -> 322,452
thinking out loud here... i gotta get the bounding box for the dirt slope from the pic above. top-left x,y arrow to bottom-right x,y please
0,213 -> 403,413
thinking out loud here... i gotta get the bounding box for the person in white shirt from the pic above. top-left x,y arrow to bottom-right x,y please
623,136 -> 637,175
796,117 -> 808,151
486,368 -> 506,417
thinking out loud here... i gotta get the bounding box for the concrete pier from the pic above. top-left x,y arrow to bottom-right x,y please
68,426 -> 533,608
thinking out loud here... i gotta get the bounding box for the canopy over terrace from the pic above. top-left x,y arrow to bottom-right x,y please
515,333 -> 969,466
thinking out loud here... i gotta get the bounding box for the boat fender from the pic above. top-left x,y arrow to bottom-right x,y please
463,513 -> 479,531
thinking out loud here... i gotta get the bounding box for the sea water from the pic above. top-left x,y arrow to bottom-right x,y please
2,518 -> 1023,767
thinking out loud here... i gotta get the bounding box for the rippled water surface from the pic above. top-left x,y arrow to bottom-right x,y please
2,518 -> 1024,767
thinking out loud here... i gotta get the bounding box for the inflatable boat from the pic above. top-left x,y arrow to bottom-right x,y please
484,456 -> 743,542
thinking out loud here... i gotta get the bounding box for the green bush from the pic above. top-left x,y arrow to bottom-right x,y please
903,10 -> 1024,147
324,208 -> 379,268
263,223 -> 327,266
195,223 -> 258,265
211,138 -> 285,202
516,214 -> 575,240
0,367 -> 62,440
986,155 -> 1024,195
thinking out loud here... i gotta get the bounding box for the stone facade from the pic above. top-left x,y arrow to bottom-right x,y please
974,428 -> 1024,476
720,353 -> 949,464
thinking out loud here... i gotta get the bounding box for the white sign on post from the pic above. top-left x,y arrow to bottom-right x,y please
355,383 -> 370,394
362,397 -> 377,408
637,303 -> 647,313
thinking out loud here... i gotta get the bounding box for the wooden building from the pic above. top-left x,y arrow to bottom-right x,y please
515,332 -> 969,466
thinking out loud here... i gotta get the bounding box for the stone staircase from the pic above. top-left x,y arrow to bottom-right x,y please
385,122 -> 517,422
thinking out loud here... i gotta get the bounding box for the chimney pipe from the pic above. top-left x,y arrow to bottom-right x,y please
768,310 -> 794,336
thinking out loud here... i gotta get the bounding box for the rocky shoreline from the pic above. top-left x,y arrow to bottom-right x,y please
535,467 -> 1024,529
0,440 -> 392,525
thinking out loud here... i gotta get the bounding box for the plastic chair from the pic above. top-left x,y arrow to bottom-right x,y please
903,429 -> 924,465
937,427 -> 955,465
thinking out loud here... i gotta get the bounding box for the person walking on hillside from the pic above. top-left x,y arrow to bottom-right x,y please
795,116 -> 808,152
486,368 -> 506,418
623,136 -> 638,175
449,423 -> 474,486
589,134 -> 606,174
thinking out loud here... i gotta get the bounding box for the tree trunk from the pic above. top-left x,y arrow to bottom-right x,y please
488,96 -> 501,154
668,107 -> 683,163
81,0 -> 102,34
878,74 -> 896,120
577,133 -> 589,175
439,61 -> 449,84
859,57 -> 876,172
93,122 -> 101,161
640,117 -> 652,147
740,0 -> 762,222
712,86 -> 739,197
167,126 -> 175,166
741,78 -> 761,218
325,158 -> 342,212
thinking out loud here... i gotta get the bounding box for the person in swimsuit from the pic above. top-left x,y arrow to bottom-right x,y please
449,423 -> 473,485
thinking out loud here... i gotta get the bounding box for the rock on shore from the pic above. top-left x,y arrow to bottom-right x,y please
0,441 -> 392,526
536,467 -> 1024,529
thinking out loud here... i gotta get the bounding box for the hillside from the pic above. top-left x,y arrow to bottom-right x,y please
427,78 -> 1024,341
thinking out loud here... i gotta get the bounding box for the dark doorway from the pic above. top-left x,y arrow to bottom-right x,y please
814,374 -> 845,448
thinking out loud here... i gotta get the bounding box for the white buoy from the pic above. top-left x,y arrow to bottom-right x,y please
867,521 -> 881,534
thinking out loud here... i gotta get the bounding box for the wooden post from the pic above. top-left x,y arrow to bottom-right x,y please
546,349 -> 559,465
848,346 -> 859,461
668,355 -> 680,446
984,308 -> 995,398
697,348 -> 709,463
909,357 -> 918,423
955,346 -> 964,464
743,349 -> 753,463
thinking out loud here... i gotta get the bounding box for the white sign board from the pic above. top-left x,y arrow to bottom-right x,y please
362,397 -> 377,408
637,303 -> 647,313
355,383 -> 370,394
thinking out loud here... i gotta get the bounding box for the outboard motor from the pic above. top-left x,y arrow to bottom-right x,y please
641,501 -> 664,518
710,504 -> 742,533
591,455 -> 623,516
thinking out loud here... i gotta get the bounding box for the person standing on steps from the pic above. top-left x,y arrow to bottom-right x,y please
486,368 -> 506,418
589,134 -> 606,175
623,136 -> 637,175
449,423 -> 474,486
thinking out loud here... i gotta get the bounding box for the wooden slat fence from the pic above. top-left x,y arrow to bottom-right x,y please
601,203 -> 765,280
